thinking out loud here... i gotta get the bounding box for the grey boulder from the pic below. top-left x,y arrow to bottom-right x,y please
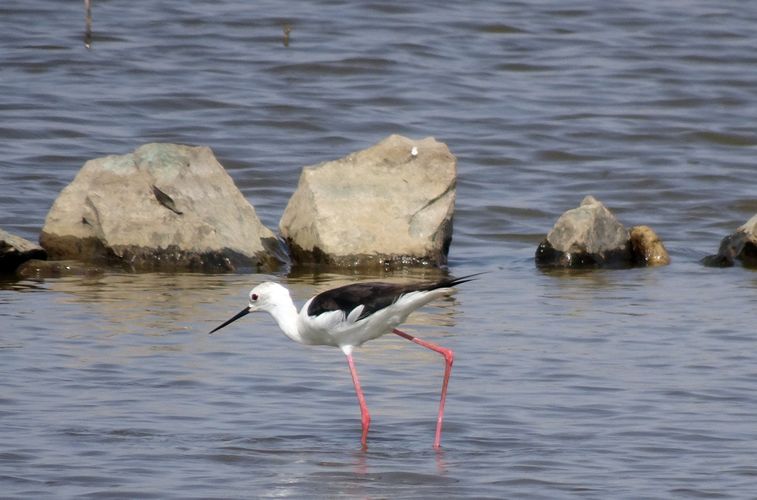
40,143 -> 284,272
535,195 -> 669,268
280,135 -> 456,269
702,213 -> 757,268
0,228 -> 47,273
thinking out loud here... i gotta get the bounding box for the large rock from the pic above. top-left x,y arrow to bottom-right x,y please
280,135 -> 456,269
0,228 -> 47,273
535,195 -> 669,268
40,143 -> 284,272
702,214 -> 757,268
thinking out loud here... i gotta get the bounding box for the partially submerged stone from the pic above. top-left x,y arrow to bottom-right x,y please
630,225 -> 670,267
280,135 -> 456,269
702,213 -> 757,268
535,195 -> 669,269
40,143 -> 284,272
0,228 -> 47,273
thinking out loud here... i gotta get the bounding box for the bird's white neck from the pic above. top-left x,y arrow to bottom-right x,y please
266,297 -> 303,344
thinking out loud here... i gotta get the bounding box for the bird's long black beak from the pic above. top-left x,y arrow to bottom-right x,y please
209,307 -> 250,334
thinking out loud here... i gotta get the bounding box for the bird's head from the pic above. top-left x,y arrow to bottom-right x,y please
209,281 -> 291,334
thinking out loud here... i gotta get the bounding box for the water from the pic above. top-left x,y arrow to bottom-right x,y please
2,0 -> 757,497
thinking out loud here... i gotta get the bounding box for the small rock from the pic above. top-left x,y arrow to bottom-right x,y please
535,196 -> 631,268
0,228 -> 47,273
536,196 -> 669,269
630,225 -> 670,266
280,135 -> 456,269
40,143 -> 285,272
702,213 -> 757,268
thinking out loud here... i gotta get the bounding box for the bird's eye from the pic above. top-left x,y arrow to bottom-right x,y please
251,293 -> 258,301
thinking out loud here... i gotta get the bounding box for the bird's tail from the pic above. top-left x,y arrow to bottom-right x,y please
427,272 -> 486,291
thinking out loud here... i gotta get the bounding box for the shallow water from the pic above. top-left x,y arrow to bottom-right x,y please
2,0 -> 757,498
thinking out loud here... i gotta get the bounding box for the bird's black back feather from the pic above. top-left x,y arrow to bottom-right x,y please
307,273 -> 481,320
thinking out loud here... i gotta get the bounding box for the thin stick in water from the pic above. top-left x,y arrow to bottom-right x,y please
84,0 -> 92,49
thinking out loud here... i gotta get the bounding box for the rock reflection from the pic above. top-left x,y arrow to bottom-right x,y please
43,273 -> 252,336
38,269 -> 465,335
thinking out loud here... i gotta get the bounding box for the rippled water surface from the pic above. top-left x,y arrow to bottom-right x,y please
3,1 -> 757,498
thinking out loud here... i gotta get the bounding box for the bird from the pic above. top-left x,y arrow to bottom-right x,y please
209,274 -> 477,448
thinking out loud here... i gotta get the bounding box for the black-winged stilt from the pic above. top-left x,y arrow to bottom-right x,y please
209,275 -> 476,448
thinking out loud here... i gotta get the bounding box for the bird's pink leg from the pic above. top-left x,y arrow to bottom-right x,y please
393,328 -> 454,449
345,352 -> 371,448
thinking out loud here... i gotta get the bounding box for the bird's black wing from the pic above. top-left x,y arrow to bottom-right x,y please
306,274 -> 481,320
307,282 -> 407,320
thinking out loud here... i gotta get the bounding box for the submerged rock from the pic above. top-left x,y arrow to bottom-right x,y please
535,195 -> 669,269
0,228 -> 47,273
40,143 -> 285,272
702,213 -> 757,268
280,135 -> 456,269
